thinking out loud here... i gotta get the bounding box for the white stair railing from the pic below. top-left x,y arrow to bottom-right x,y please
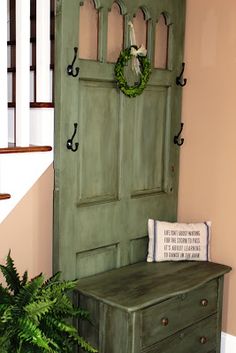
0,0 -> 8,148
0,0 -> 53,148
0,0 -> 54,221
15,0 -> 31,147
36,0 -> 51,102
0,0 -> 54,223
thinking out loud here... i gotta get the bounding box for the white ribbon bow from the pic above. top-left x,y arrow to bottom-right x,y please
128,21 -> 147,75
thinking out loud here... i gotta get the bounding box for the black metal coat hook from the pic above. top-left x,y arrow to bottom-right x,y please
174,123 -> 184,146
67,123 -> 79,152
67,47 -> 80,77
176,62 -> 187,87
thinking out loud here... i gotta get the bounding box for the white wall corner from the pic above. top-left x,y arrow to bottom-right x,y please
221,332 -> 236,353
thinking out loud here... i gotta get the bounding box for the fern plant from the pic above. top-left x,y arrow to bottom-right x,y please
0,252 -> 97,353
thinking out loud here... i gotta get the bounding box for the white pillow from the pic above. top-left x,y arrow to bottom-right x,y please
147,219 -> 211,262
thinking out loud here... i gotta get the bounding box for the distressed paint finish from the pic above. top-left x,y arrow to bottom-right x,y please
76,261 -> 231,353
141,279 -> 218,346
54,0 -> 186,280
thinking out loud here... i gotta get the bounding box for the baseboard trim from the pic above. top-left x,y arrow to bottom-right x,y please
221,332 -> 236,353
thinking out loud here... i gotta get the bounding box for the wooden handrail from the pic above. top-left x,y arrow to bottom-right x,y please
0,194 -> 11,200
0,146 -> 52,154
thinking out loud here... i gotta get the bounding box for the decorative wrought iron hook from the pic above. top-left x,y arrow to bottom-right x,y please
176,62 -> 187,87
67,47 -> 80,77
67,123 -> 79,152
174,123 -> 184,146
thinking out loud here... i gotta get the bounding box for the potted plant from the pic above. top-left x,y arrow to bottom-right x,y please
0,252 -> 97,353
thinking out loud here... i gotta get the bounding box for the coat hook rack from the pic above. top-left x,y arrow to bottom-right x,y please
176,62 -> 187,87
67,47 -> 80,77
67,123 -> 79,152
174,123 -> 184,146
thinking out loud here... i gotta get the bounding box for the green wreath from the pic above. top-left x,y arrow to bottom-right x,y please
114,45 -> 151,98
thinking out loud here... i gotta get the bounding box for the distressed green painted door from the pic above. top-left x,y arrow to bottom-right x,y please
54,0 -> 186,279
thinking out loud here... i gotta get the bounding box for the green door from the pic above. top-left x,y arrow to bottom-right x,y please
54,0 -> 186,279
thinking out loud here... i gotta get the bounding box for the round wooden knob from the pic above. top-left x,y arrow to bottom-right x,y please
161,317 -> 169,326
199,336 -> 207,344
200,299 -> 208,307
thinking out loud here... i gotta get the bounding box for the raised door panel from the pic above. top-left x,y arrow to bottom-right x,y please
131,85 -> 169,197
78,81 -> 120,205
76,243 -> 119,278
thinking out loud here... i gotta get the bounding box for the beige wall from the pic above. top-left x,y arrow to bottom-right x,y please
179,0 -> 236,335
0,165 -> 53,279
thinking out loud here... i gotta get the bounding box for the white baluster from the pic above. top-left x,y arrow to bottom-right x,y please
15,0 -> 30,146
36,0 -> 51,102
0,0 -> 8,147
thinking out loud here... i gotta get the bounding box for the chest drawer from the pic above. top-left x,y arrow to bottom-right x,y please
141,279 -> 217,348
142,314 -> 217,353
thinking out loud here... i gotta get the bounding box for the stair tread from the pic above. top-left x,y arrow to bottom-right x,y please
0,145 -> 52,154
0,194 -> 11,200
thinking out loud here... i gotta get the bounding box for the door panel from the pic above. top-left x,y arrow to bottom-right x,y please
76,243 -> 119,278
54,0 -> 186,279
78,81 -> 120,205
131,85 -> 169,196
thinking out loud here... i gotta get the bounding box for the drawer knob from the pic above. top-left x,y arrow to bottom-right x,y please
200,299 -> 208,307
199,336 -> 207,344
161,317 -> 169,326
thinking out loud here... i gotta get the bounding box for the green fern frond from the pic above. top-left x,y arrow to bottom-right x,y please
6,251 -> 21,290
15,274 -> 44,307
39,317 -> 67,349
0,285 -> 12,304
73,307 -> 90,320
47,293 -> 74,316
43,279 -> 78,294
0,252 -> 21,294
48,317 -> 77,335
21,270 -> 28,286
72,333 -> 98,353
0,303 -> 9,316
0,333 -> 11,353
0,305 -> 13,323
46,317 -> 98,353
43,271 -> 62,288
0,252 -> 97,353
24,298 -> 57,324
39,281 -> 78,316
18,317 -> 52,351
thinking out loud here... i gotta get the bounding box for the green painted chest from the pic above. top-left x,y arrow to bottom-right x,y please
76,261 -> 231,353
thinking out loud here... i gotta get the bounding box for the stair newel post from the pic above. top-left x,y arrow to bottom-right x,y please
0,0 -> 8,147
15,0 -> 30,147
